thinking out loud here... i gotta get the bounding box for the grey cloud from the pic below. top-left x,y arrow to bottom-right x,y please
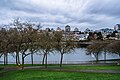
0,0 -> 120,30
87,0 -> 120,18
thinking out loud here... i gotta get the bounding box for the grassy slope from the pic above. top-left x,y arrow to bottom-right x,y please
1,70 -> 120,80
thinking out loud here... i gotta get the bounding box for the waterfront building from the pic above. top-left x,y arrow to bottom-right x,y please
65,25 -> 71,32
56,27 -> 62,31
74,27 -> 79,32
45,28 -> 51,32
114,24 -> 120,30
84,28 -> 93,33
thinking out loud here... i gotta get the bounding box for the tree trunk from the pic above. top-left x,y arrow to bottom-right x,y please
31,53 -> 33,65
16,51 -> 20,66
4,54 -> 6,65
22,53 -> 24,70
60,53 -> 63,68
17,53 -> 20,64
45,53 -> 47,68
16,52 -> 20,66
16,53 -> 18,65
5,53 -> 8,65
42,54 -> 46,65
95,53 -> 99,63
104,52 -> 106,63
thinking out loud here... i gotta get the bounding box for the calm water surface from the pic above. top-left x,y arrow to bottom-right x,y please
0,48 -> 119,64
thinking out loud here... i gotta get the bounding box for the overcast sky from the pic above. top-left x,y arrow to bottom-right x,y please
0,0 -> 120,30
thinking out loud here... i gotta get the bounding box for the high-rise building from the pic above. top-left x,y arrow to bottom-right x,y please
84,28 -> 93,33
74,27 -> 79,32
51,28 -> 55,32
45,28 -> 51,32
65,25 -> 70,32
114,24 -> 120,30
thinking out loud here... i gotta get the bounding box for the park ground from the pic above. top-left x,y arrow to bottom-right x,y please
0,64 -> 120,80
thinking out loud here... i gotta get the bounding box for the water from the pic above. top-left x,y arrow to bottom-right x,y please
0,48 -> 119,64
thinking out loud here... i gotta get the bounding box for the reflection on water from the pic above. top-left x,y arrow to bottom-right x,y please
0,48 -> 119,64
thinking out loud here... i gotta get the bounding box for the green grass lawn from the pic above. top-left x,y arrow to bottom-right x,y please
0,70 -> 120,80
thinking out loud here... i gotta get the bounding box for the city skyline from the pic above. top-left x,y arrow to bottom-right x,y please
0,0 -> 120,31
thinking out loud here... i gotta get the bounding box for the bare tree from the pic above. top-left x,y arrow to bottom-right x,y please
107,40 -> 120,56
39,31 -> 54,68
101,40 -> 112,63
107,40 -> 120,65
53,31 -> 76,67
20,23 -> 40,70
27,26 -> 39,65
86,41 -> 103,63
0,28 -> 12,65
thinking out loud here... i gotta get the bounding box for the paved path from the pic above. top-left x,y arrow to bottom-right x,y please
23,66 -> 120,74
1,65 -> 120,74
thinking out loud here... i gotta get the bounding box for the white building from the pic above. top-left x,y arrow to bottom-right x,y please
65,25 -> 71,32
114,24 -> 120,30
73,33 -> 89,41
56,27 -> 62,31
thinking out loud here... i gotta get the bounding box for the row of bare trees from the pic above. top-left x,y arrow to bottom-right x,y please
0,19 -> 76,70
0,19 -> 120,70
86,40 -> 120,63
